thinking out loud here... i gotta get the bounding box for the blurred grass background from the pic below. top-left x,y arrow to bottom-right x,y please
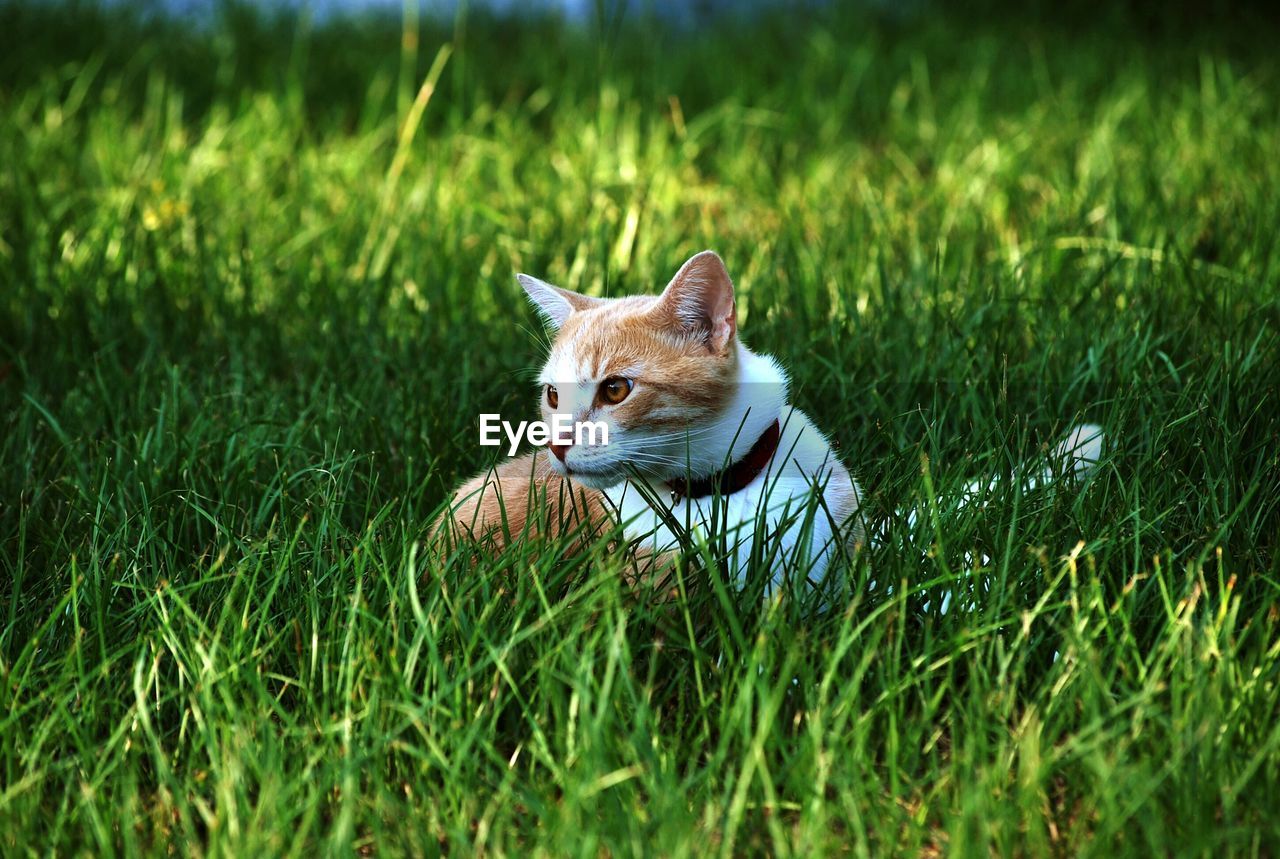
2,0 -> 1279,854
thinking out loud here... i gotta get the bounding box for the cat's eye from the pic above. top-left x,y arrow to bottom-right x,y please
598,376 -> 633,405
545,384 -> 559,409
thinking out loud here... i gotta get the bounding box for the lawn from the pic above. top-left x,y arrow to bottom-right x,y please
2,1 -> 1279,854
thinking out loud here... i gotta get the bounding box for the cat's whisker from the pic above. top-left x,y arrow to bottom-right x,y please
604,450 -> 706,471
615,456 -> 683,469
613,443 -> 706,458
637,430 -> 717,441
575,457 -> 682,474
581,451 -> 682,468
630,426 -> 723,442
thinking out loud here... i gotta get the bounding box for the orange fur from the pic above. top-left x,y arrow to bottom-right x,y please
442,451 -> 610,546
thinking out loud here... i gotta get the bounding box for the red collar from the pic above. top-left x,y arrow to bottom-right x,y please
666,419 -> 781,501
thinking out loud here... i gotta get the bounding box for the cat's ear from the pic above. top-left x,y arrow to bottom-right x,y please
653,250 -> 737,355
517,274 -> 601,330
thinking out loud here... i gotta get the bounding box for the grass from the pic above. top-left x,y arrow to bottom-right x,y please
2,0 -> 1280,854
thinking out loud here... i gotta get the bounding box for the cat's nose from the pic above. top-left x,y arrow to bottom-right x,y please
549,440 -> 572,462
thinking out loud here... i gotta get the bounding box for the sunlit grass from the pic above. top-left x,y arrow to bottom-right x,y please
1,2 -> 1278,854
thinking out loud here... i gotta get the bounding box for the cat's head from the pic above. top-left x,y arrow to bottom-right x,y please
519,250 -> 772,490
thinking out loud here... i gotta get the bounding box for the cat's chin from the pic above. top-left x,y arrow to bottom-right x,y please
545,454 -> 626,489
564,470 -> 624,491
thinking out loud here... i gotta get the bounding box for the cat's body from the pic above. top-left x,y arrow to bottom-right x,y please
446,251 -> 862,589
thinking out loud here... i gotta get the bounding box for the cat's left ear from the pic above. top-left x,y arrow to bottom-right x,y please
653,250 -> 737,355
517,274 -> 602,330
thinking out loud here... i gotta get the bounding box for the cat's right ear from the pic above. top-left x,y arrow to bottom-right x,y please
517,274 -> 600,330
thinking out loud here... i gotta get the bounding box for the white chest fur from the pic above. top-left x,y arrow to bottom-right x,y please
603,405 -> 861,593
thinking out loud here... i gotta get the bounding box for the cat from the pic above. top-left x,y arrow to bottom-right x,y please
443,250 -> 1104,597
444,250 -> 862,593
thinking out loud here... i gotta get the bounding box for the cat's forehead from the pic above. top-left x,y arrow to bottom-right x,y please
540,295 -> 685,383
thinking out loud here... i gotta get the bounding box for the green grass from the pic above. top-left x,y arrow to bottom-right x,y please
2,1 -> 1280,854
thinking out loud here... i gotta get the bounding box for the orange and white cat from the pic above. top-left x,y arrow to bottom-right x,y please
445,250 -> 862,591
